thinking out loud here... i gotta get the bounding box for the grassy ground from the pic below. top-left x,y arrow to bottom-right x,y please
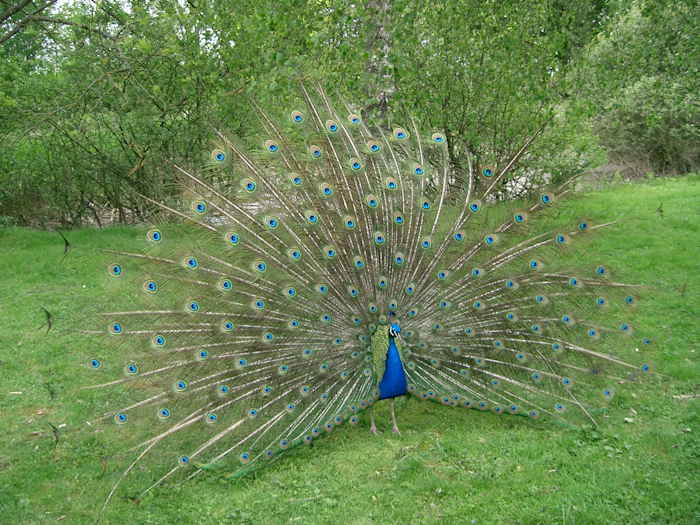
1,175 -> 698,524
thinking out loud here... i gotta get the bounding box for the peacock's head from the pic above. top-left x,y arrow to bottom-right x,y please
389,323 -> 401,337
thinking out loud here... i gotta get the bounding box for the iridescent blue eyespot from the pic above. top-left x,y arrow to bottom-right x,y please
464,327 -> 474,336
453,231 -> 464,241
110,322 -> 123,334
619,323 -> 631,332
308,214 -> 318,223
245,182 -> 256,191
255,300 -> 265,309
351,160 -> 362,170
109,264 -> 122,277
595,265 -> 607,275
469,202 -> 481,212
175,380 -> 187,391
554,403 -> 565,412
625,295 -> 635,305
367,198 -> 378,208
437,271 -> 447,280
207,413 -> 218,423
394,128 -> 407,140
482,167 -> 494,177
147,229 -> 162,242
421,200 -> 431,209
125,363 -> 138,374
228,232 -> 240,245
90,359 -> 101,369
641,363 -> 651,373
188,301 -> 200,312
394,254 -> 405,265
551,343 -> 562,352
414,166 -> 424,175
578,221 -> 589,231
421,239 -> 431,249
215,152 -> 225,161
185,257 -> 198,269
471,268 -> 482,278
158,408 -> 171,419
179,455 -> 190,466
267,218 -> 279,228
513,213 -> 526,223
114,413 -> 127,424
540,193 -> 553,204
596,297 -> 607,306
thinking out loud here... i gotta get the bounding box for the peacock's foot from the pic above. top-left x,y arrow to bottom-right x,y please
392,425 -> 401,435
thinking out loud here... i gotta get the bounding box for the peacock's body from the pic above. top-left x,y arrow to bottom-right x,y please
84,83 -> 651,510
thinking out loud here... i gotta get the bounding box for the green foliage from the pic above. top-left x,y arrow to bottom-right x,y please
1,0 -> 698,225
574,0 -> 700,174
1,177 -> 698,523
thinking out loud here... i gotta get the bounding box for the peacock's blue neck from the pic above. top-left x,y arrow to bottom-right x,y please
378,336 -> 408,400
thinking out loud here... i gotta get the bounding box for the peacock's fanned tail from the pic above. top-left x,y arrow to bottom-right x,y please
82,83 -> 651,510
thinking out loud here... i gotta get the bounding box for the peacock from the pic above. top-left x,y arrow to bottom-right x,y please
82,83 -> 652,514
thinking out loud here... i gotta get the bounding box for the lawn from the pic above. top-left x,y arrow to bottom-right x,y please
0,174 -> 698,524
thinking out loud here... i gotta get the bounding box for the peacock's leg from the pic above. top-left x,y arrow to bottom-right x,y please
391,398 -> 401,434
369,408 -> 380,434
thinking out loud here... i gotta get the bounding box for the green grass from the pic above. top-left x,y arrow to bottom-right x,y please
1,175 -> 699,524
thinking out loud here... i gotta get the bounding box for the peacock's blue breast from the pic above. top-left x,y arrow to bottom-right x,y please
378,337 -> 408,399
